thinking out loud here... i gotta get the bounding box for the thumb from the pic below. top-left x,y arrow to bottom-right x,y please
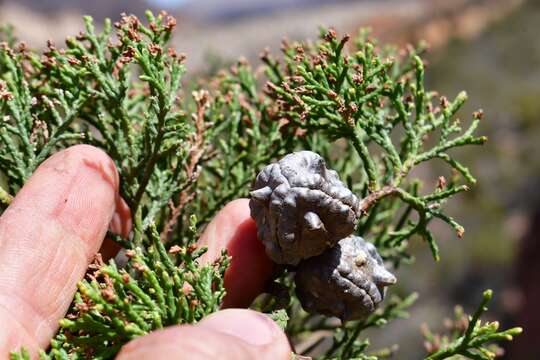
116,309 -> 291,360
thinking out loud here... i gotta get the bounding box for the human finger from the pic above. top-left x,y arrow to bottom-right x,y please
0,144 -> 119,354
198,199 -> 275,308
116,309 -> 291,360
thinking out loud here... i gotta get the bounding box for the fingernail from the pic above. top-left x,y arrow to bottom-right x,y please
199,309 -> 278,346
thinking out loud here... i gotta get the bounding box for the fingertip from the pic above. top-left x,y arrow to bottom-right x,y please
222,198 -> 252,218
198,198 -> 252,259
117,309 -> 291,360
17,144 -> 120,257
40,144 -> 119,191
199,309 -> 289,349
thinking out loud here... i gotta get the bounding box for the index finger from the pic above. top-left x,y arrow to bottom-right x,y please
0,145 -> 119,355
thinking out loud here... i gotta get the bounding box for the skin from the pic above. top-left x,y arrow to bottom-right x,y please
0,145 -> 290,359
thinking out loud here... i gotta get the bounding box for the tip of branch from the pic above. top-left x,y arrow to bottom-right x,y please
473,109 -> 484,120
512,327 -> 524,335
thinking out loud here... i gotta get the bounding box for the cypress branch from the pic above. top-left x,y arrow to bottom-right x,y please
0,14 -> 519,360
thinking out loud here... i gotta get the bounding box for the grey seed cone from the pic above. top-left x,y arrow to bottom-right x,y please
295,235 -> 396,321
249,151 -> 360,265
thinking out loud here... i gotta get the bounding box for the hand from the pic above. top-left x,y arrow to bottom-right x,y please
0,145 -> 291,359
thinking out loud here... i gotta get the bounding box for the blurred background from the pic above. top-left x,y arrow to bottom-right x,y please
1,0 -> 538,358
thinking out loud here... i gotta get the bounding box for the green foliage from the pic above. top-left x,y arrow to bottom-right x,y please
423,290 -> 522,360
1,12 -> 231,359
262,28 -> 485,264
270,309 -> 290,331
12,223 -> 228,359
0,12 -> 519,360
329,293 -> 418,359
